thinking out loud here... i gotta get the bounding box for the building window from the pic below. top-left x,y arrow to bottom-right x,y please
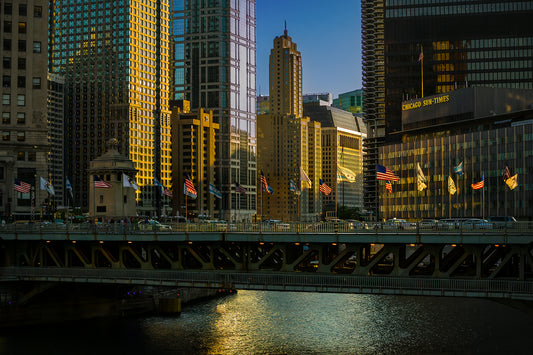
17,76 -> 25,88
19,4 -> 27,16
4,3 -> 12,15
32,42 -> 41,53
2,132 -> 10,141
2,94 -> 10,105
2,57 -> 10,69
3,21 -> 12,33
16,113 -> 25,124
2,113 -> 10,124
3,39 -> 12,51
18,40 -> 26,52
17,95 -> 25,106
34,6 -> 42,18
17,132 -> 25,141
99,195 -> 104,203
2,76 -> 10,88
18,58 -> 25,70
17,152 -> 24,160
18,22 -> 26,34
28,152 -> 36,161
32,77 -> 41,89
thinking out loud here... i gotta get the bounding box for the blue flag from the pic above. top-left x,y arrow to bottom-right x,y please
209,183 -> 222,199
289,179 -> 299,193
454,161 -> 464,176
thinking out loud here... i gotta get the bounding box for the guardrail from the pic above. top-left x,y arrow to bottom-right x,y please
2,221 -> 533,234
4,267 -> 533,300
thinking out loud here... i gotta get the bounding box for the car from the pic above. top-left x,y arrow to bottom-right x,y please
139,220 -> 172,231
461,218 -> 493,230
487,216 -> 517,229
383,218 -> 414,230
419,219 -> 438,229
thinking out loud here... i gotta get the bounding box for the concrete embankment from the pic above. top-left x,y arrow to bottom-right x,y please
0,282 -> 235,327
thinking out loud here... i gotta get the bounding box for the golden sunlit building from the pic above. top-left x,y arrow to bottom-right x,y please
257,28 -> 322,222
170,100 -> 218,221
51,0 -> 172,215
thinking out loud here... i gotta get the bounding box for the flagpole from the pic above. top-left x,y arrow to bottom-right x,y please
420,45 -> 424,98
482,180 -> 485,220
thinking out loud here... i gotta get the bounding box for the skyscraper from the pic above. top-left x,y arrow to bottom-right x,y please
258,29 -> 322,222
362,0 -> 533,218
0,0 -> 49,219
171,0 -> 257,221
50,0 -> 172,214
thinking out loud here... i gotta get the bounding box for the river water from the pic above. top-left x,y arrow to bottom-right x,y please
1,291 -> 533,354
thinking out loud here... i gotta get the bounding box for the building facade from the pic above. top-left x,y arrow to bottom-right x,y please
47,73 -> 65,207
171,0 -> 257,221
304,102 -> 366,211
362,0 -> 533,219
1,0 -> 49,220
257,30 -> 322,222
380,87 -> 533,220
170,100 -> 218,221
50,0 -> 172,215
332,89 -> 363,114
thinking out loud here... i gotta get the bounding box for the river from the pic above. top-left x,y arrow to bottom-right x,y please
1,291 -> 532,354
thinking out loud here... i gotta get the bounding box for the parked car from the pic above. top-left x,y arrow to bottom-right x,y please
461,218 -> 493,230
419,219 -> 438,229
487,216 -> 517,229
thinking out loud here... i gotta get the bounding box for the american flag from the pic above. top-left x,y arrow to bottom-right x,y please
471,176 -> 484,190
319,179 -> 332,195
503,165 -> 511,181
385,181 -> 392,193
163,188 -> 173,198
235,182 -> 247,194
260,170 -> 271,194
14,179 -> 31,193
184,174 -> 197,198
94,175 -> 112,188
376,164 -> 400,181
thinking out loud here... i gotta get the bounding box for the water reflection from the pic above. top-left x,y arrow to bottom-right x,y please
2,291 -> 533,354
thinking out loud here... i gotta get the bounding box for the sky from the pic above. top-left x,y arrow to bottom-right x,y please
256,0 -> 362,99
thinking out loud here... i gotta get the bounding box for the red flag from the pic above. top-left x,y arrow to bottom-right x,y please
319,179 -> 332,195
471,176 -> 484,190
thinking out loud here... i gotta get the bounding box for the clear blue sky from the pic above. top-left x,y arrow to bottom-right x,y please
256,0 -> 362,99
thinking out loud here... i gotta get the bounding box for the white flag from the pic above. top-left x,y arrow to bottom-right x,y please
300,167 -> 312,186
123,173 -> 139,190
417,163 -> 427,191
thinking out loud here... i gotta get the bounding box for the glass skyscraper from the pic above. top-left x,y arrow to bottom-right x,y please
51,0 -> 172,213
171,0 -> 257,221
362,0 -> 533,219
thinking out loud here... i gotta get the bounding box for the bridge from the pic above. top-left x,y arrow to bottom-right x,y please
1,222 -> 533,300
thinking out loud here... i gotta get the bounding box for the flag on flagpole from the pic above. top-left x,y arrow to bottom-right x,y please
14,179 -> 31,193
300,167 -> 312,186
502,165 -> 511,181
40,177 -> 55,195
260,170 -> 273,194
385,181 -> 392,194
471,176 -> 484,190
235,182 -> 247,194
454,161 -> 464,176
123,173 -> 139,190
163,188 -> 173,198
448,176 -> 456,195
506,174 -> 518,190
94,175 -> 112,188
337,165 -> 356,182
65,177 -> 73,198
417,163 -> 427,191
183,174 -> 197,199
319,179 -> 332,195
376,164 -> 400,181
289,179 -> 299,193
209,183 -> 222,199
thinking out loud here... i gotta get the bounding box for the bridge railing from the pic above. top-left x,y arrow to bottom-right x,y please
2,220 -> 533,234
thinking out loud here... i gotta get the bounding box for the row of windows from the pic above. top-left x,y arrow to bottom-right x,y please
386,2 -> 533,18
2,94 -> 26,106
1,3 -> 42,17
2,76 -> 41,89
2,112 -> 25,125
2,131 -> 26,142
2,39 -> 41,53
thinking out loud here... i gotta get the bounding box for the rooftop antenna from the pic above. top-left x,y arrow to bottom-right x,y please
284,20 -> 287,36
